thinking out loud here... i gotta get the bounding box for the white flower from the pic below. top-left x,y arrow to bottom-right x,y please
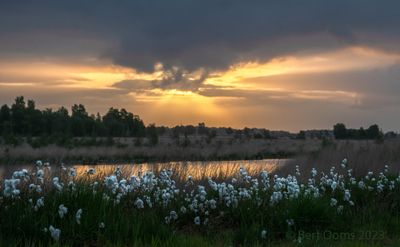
311,168 -> 317,177
358,181 -> 366,189
36,168 -> 44,178
29,184 -> 36,191
270,191 -> 283,205
69,168 -> 77,177
115,167 -> 122,177
286,219 -> 294,226
36,160 -> 43,167
330,198 -> 338,207
58,204 -> 68,218
86,168 -> 96,175
187,175 -> 193,185
34,197 -> 45,211
341,158 -> 348,168
344,190 -> 351,201
76,209 -> 83,224
3,179 -> 21,198
135,198 -> 144,209
52,177 -> 63,192
295,165 -> 301,176
347,169 -> 353,177
61,163 -> 67,171
180,206 -> 187,214
209,199 -> 217,209
104,175 -> 118,190
49,225 -> 61,241
99,222 -> 105,229
337,205 -> 344,214
194,216 -> 201,225
12,169 -> 29,180
384,165 -> 389,173
331,181 -> 337,191
261,229 -> 267,239
377,182 -> 384,193
170,210 -> 178,220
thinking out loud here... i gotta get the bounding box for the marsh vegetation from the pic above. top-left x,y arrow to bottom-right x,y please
1,159 -> 399,246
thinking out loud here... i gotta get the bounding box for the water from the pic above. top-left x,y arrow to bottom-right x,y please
0,159 -> 290,181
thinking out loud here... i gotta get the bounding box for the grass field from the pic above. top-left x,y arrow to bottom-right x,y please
1,159 -> 400,246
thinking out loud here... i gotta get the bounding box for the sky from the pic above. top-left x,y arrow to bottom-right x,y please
1,1 -> 400,132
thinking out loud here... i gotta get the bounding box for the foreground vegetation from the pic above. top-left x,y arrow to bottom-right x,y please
1,159 -> 400,246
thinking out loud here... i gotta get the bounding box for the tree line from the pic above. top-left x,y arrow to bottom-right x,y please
0,96 -> 146,138
333,123 -> 383,140
0,97 -> 235,147
0,97 -> 393,147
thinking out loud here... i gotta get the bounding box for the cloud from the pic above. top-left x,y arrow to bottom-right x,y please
1,0 -> 400,75
112,67 -> 209,91
0,73 -> 89,85
1,1 -> 400,131
238,63 -> 400,107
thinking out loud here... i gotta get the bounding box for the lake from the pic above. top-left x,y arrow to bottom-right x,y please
0,159 -> 291,181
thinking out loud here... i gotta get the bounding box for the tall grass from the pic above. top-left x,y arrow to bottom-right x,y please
287,139 -> 400,178
1,159 -> 400,246
0,138 -> 320,164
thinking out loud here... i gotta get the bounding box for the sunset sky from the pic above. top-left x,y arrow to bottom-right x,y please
1,1 -> 400,131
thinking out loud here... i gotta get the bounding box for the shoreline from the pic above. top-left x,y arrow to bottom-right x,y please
0,138 -> 311,164
0,150 -> 296,165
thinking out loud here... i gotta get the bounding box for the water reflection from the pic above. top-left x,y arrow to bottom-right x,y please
0,159 -> 290,182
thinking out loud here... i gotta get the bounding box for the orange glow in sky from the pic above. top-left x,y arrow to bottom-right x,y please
0,45 -> 399,130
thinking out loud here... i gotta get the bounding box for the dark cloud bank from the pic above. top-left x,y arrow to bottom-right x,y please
1,0 -> 400,74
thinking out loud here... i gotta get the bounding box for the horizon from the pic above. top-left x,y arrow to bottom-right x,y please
0,95 -> 392,133
1,1 -> 400,132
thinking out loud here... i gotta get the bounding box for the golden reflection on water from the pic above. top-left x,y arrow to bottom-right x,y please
74,159 -> 288,181
0,159 -> 290,182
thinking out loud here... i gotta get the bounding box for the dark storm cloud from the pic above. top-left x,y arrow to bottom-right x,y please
1,0 -> 400,74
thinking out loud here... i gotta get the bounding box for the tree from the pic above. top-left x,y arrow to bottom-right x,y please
296,131 -> 306,140
0,104 -> 12,137
0,96 -> 149,141
146,124 -> 158,146
262,129 -> 273,139
71,104 -> 92,136
11,96 -> 27,135
333,123 -> 347,139
357,127 -> 367,139
184,125 -> 196,136
225,127 -> 234,135
366,124 -> 382,140
26,100 -> 43,136
102,108 -> 145,137
103,108 -> 124,136
53,107 -> 70,135
131,115 -> 146,137
197,122 -> 208,135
